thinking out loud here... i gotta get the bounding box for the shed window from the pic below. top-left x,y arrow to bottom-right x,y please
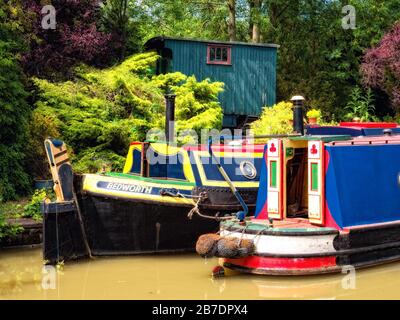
207,45 -> 231,65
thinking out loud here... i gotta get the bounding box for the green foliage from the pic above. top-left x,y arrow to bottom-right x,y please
22,189 -> 49,221
0,1 -> 31,201
26,112 -> 59,179
344,87 -> 377,122
250,101 -> 293,136
33,52 -> 223,172
306,109 -> 321,119
0,212 -> 23,240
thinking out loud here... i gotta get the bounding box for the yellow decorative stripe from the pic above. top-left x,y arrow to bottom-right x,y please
123,144 -> 142,174
82,174 -> 195,205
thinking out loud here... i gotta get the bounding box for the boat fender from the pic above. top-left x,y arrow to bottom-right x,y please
196,233 -> 220,258
196,234 -> 255,258
217,237 -> 239,258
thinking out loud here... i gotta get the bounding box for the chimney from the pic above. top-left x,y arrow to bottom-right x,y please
165,93 -> 176,143
291,95 -> 305,135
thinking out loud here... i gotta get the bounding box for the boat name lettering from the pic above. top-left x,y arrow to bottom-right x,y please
105,182 -> 153,194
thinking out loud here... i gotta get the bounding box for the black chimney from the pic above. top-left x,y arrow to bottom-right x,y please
165,94 -> 176,143
291,95 -> 305,135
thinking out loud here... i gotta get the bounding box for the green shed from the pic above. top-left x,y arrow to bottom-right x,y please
144,36 -> 278,128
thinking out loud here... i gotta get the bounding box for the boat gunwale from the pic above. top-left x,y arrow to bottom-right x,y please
221,222 -> 339,236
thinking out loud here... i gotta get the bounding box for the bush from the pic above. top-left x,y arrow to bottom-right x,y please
32,52 -> 224,173
0,208 -> 23,240
23,189 -> 49,221
250,101 -> 293,136
344,87 -> 377,122
306,109 -> 321,119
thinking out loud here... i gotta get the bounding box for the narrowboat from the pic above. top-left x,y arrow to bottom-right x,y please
197,96 -> 400,276
41,96 -> 265,264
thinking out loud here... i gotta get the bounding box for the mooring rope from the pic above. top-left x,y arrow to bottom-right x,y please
187,196 -> 235,221
72,190 -> 94,259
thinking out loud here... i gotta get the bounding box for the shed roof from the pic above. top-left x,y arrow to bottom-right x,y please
144,36 -> 279,50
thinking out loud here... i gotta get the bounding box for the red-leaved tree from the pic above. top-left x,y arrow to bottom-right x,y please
22,0 -> 120,78
362,22 -> 400,111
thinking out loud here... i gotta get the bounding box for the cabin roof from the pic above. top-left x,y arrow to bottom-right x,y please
144,36 -> 279,50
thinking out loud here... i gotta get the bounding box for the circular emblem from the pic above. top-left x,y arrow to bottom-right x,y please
240,161 -> 257,180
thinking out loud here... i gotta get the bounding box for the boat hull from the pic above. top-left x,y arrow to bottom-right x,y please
78,193 -> 220,255
219,220 -> 400,276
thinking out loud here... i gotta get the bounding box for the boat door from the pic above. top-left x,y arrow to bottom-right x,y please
307,141 -> 325,225
267,139 -> 284,219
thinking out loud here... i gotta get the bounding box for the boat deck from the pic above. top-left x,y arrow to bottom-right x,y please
251,218 -> 322,229
221,218 -> 338,236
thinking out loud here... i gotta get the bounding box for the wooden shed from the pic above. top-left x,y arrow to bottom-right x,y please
144,36 -> 278,128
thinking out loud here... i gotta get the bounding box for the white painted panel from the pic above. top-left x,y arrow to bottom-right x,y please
308,194 -> 321,219
220,230 -> 336,255
267,191 -> 279,213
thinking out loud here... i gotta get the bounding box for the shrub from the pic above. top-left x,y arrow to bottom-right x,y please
344,87 -> 377,122
0,214 -> 23,240
23,189 -> 49,221
32,52 -> 224,173
250,101 -> 293,136
306,109 -> 321,119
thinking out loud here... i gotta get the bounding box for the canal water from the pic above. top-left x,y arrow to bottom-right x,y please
1,247 -> 400,299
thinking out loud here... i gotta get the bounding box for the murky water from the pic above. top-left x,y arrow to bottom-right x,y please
1,247 -> 400,300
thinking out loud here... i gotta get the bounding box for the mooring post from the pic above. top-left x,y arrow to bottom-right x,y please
165,93 -> 176,143
291,95 -> 305,136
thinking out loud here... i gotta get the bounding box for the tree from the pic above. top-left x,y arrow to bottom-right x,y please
250,0 -> 261,43
100,0 -> 143,59
227,0 -> 237,41
22,0 -> 116,79
361,22 -> 400,113
259,0 -> 400,118
0,1 -> 31,200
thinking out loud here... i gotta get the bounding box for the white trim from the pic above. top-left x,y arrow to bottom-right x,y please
220,230 -> 336,255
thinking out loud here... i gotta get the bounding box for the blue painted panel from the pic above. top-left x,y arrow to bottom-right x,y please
306,126 -> 400,137
362,128 -> 400,136
325,144 -> 400,228
148,151 -> 186,180
187,151 -> 203,187
200,157 -> 262,182
130,149 -> 142,174
306,126 -> 363,137
255,145 -> 268,218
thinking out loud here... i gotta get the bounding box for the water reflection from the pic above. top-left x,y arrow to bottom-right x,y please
1,247 -> 400,299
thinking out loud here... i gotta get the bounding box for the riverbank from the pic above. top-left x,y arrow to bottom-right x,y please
0,218 -> 42,248
0,199 -> 43,248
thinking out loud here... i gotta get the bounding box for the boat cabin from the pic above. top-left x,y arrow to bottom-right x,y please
255,123 -> 400,229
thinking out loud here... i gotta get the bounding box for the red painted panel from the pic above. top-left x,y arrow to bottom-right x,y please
339,122 -> 398,128
323,149 -> 341,230
225,255 -> 337,270
183,144 -> 266,153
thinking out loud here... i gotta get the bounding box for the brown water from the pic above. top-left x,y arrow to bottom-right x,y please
1,247 -> 400,300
